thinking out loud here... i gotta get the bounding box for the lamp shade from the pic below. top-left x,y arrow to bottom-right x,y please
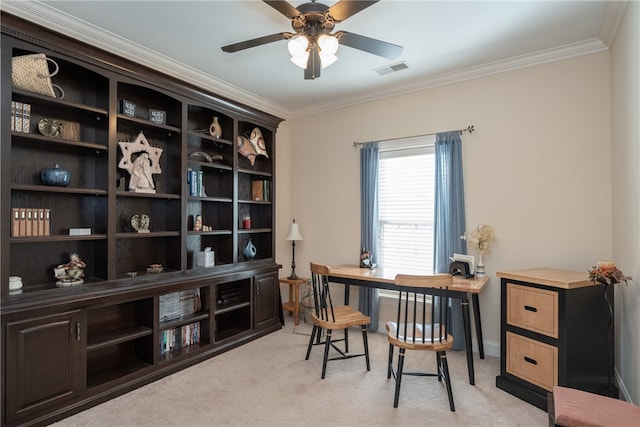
286,219 -> 303,241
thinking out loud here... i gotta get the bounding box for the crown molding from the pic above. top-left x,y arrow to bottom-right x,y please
0,0 -> 292,119
2,1 -> 610,121
291,38 -> 608,118
599,0 -> 629,47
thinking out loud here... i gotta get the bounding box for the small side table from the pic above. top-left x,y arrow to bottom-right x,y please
279,277 -> 307,325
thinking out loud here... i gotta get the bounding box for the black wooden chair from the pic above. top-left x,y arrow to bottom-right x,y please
386,273 -> 455,410
305,262 -> 371,379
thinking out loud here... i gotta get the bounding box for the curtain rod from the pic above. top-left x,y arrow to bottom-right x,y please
352,125 -> 475,148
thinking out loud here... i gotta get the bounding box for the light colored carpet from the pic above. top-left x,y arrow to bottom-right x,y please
53,321 -> 547,427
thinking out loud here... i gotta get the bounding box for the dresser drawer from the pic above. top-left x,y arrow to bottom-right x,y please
507,282 -> 558,338
506,332 -> 558,391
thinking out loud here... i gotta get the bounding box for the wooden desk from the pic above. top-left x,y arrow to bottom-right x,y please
328,265 -> 489,385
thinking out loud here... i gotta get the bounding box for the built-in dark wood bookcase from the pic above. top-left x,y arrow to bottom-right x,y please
1,13 -> 282,427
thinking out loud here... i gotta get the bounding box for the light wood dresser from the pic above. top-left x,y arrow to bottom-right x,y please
495,268 -> 616,410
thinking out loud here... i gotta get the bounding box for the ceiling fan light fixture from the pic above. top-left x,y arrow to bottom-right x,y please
317,34 -> 339,55
319,53 -> 338,68
290,53 -> 309,69
288,35 -> 310,69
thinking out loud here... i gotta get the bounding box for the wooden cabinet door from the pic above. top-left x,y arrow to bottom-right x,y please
254,273 -> 278,330
5,310 -> 84,422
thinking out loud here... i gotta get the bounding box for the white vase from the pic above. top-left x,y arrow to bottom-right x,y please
476,252 -> 485,277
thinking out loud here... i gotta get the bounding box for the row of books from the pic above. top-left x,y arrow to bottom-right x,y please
251,179 -> 271,201
159,322 -> 201,354
11,208 -> 50,237
187,168 -> 205,197
10,101 -> 31,133
159,289 -> 201,321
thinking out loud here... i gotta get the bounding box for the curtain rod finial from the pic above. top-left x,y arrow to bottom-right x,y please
467,125 -> 475,133
353,141 -> 360,148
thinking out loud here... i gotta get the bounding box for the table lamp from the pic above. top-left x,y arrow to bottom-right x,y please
286,219 -> 303,280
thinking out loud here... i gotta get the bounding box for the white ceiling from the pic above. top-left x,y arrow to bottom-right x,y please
2,1 -> 626,119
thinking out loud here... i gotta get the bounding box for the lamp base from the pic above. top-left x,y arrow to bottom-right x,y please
287,272 -> 300,281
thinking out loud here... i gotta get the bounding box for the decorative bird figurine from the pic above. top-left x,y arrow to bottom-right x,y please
209,116 -> 222,139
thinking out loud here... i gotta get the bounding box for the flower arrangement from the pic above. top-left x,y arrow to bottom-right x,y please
461,224 -> 496,255
588,261 -> 631,286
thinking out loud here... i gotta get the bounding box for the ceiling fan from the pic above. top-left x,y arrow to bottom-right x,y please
221,0 -> 403,80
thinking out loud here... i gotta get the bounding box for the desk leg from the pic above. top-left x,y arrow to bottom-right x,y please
344,285 -> 350,353
471,293 -> 484,359
461,300 -> 475,385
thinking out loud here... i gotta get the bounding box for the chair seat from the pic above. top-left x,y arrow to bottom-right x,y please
386,322 -> 454,351
312,305 -> 370,330
386,273 -> 456,410
550,386 -> 640,427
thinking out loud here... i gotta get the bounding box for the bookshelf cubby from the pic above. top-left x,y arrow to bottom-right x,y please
1,14 -> 282,427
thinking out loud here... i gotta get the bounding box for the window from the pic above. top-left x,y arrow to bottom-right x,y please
378,137 -> 435,274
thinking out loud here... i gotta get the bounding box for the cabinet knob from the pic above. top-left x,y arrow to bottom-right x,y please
75,322 -> 81,341
524,305 -> 538,313
523,356 -> 538,365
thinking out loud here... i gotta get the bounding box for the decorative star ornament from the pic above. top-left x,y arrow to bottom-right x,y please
118,131 -> 163,193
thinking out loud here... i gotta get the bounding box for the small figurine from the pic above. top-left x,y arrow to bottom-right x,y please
131,214 -> 150,233
54,253 -> 86,286
194,214 -> 202,231
118,132 -> 163,194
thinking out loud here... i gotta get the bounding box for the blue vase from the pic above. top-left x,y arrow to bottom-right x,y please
242,238 -> 257,260
41,163 -> 70,186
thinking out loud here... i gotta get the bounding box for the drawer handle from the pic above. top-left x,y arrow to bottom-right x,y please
524,305 -> 538,313
524,356 -> 538,365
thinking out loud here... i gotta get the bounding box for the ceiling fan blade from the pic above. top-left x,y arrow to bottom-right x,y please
337,31 -> 403,59
304,46 -> 321,80
263,1 -> 301,19
222,32 -> 292,53
327,0 -> 379,22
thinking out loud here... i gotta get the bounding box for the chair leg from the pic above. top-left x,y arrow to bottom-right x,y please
440,351 -> 455,412
361,325 -> 370,371
436,352 -> 442,381
393,348 -> 406,408
321,329 -> 333,379
344,327 -> 349,353
387,343 -> 394,379
306,325 -> 318,360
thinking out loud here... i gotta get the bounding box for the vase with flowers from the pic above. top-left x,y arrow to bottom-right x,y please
588,260 -> 631,396
461,224 -> 495,277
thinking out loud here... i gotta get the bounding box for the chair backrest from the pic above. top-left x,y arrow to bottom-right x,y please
392,274 -> 454,346
310,262 -> 336,323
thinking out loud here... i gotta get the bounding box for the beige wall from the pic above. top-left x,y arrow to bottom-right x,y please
276,21 -> 638,402
610,1 -> 639,405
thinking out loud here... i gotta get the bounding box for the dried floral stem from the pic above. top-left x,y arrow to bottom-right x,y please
588,266 -> 631,286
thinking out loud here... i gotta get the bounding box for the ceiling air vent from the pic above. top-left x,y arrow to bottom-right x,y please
374,61 -> 409,76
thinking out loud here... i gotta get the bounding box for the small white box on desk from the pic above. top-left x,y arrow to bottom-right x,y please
197,248 -> 215,267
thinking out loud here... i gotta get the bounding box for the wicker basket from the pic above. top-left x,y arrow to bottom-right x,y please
11,53 -> 64,99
